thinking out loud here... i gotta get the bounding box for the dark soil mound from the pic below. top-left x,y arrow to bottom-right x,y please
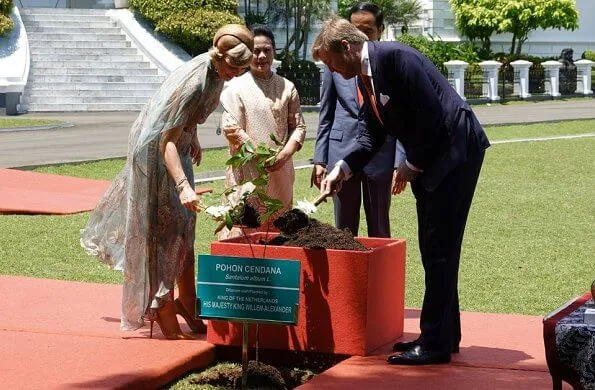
270,209 -> 368,251
191,360 -> 286,389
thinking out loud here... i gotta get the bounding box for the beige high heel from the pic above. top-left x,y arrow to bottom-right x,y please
175,298 -> 207,334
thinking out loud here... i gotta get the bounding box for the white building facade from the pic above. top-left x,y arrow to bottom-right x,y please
411,0 -> 595,58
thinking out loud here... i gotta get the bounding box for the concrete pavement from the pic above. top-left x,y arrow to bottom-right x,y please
2,99 -> 594,168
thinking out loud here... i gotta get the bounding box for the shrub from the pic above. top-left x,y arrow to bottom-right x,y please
130,0 -> 237,24
582,50 -> 595,61
0,0 -> 12,16
0,13 -> 13,37
155,9 -> 243,56
396,34 -> 480,73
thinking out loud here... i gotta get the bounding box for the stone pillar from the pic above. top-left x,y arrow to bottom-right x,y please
444,60 -> 468,100
315,61 -> 326,104
541,60 -> 563,98
478,60 -> 502,101
5,92 -> 20,116
510,60 -> 532,99
574,59 -> 594,95
271,59 -> 281,74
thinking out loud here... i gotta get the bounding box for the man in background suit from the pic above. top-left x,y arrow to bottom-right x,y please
312,3 -> 406,238
312,18 -> 490,365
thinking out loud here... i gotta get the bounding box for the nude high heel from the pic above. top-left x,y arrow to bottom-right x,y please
175,298 -> 207,333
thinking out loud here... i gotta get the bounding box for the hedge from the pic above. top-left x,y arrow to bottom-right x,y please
156,9 -> 243,56
0,13 -> 13,37
130,0 -> 238,24
0,0 -> 12,15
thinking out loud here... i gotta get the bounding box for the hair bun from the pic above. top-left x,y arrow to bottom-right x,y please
213,24 -> 254,53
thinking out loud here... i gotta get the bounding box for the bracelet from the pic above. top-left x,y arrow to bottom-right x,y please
175,178 -> 188,194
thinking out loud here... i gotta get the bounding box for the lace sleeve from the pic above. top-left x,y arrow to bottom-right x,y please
220,89 -> 251,150
287,85 -> 306,146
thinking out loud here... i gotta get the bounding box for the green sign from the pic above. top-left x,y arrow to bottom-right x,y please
197,255 -> 301,324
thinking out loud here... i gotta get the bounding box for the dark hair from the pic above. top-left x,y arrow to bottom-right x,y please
250,24 -> 276,50
348,2 -> 384,28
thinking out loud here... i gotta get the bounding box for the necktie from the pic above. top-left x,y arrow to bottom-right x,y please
358,74 -> 384,126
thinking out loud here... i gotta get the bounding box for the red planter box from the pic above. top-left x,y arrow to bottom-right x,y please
206,233 -> 406,356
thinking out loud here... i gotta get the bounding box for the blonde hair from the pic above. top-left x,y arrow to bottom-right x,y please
209,42 -> 253,68
209,24 -> 254,67
312,17 -> 368,60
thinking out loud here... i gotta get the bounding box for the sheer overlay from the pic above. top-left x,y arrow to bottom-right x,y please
80,53 -> 224,330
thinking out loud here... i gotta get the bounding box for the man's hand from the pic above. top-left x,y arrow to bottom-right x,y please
395,160 -> 420,182
190,137 -> 202,166
392,169 -> 408,195
320,165 -> 345,197
310,164 -> 327,189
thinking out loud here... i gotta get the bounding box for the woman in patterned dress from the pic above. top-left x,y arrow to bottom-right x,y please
218,25 -> 306,239
80,25 -> 254,339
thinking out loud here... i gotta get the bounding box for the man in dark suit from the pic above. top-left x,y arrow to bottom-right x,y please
312,18 -> 490,365
312,3 -> 406,238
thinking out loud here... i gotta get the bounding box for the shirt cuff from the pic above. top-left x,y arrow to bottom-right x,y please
405,160 -> 423,173
394,141 -> 406,168
335,160 -> 353,180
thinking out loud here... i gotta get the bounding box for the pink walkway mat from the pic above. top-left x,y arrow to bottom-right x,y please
298,308 -> 572,390
0,168 -> 213,215
0,276 -> 214,389
0,168 -> 110,215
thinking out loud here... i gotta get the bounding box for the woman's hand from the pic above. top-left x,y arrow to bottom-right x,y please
190,137 -> 202,166
177,180 -> 198,212
265,149 -> 291,172
392,169 -> 408,195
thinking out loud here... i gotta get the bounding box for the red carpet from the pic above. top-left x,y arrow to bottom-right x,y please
0,274 -> 572,389
0,168 -> 212,215
0,276 -> 214,389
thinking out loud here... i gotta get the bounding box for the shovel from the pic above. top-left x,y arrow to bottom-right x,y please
273,192 -> 331,234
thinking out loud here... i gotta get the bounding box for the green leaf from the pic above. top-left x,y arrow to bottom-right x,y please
225,212 -> 234,230
225,154 -> 243,167
244,140 -> 256,154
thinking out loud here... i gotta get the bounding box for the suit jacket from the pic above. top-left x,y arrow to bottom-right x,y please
314,67 -> 396,179
345,41 -> 490,191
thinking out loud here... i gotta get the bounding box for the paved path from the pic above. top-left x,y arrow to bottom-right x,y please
2,99 -> 594,168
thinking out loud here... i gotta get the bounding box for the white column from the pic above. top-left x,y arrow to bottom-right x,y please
315,61 -> 326,105
478,60 -> 502,101
574,59 -> 594,95
541,60 -> 563,98
444,60 -> 469,100
271,59 -> 281,74
510,60 -> 532,99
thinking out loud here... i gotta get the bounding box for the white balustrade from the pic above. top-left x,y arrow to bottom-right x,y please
574,59 -> 594,95
478,60 -> 502,101
541,60 -> 563,97
444,60 -> 469,100
510,60 -> 532,99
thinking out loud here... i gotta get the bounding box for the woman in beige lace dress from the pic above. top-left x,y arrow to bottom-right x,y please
80,25 -> 253,339
219,25 -> 306,239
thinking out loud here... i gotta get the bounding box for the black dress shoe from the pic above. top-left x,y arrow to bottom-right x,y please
392,338 -> 421,352
387,345 -> 451,365
393,339 -> 460,353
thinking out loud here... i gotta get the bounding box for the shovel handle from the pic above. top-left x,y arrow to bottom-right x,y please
313,193 -> 329,207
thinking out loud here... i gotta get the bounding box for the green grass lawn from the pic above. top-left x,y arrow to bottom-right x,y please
1,120 -> 594,316
0,118 -> 64,128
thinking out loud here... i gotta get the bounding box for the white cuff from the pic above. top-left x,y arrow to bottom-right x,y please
394,140 -> 406,168
335,160 -> 353,180
405,160 -> 423,173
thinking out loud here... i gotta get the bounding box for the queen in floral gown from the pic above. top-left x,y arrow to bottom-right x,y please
80,25 -> 254,339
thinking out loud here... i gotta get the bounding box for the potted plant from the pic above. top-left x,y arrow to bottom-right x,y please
198,140 -> 407,356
